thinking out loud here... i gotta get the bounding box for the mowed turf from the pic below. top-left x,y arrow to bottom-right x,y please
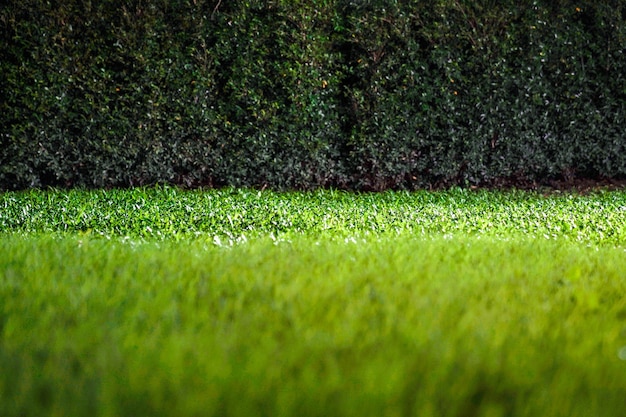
1,188 -> 626,417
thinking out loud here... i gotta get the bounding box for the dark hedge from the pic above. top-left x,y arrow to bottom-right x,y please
1,0 -> 625,190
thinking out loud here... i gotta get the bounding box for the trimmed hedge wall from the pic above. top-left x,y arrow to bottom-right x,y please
1,0 -> 625,190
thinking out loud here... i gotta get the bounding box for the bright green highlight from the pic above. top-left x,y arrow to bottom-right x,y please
1,188 -> 625,417
1,186 -> 625,244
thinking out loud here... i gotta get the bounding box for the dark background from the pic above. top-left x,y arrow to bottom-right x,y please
2,0 -> 625,191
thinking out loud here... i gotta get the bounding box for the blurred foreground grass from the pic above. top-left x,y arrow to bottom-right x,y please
1,187 -> 625,416
2,233 -> 626,417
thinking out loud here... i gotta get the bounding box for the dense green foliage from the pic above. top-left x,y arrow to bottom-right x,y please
2,0 -> 626,190
1,189 -> 626,416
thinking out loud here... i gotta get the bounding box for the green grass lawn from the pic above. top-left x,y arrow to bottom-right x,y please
1,187 -> 625,417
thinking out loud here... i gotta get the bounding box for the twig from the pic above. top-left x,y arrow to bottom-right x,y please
211,0 -> 222,20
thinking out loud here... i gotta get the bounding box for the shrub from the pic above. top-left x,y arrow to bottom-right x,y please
1,0 -> 625,190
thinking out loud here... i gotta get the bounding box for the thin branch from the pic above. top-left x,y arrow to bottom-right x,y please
211,0 -> 222,20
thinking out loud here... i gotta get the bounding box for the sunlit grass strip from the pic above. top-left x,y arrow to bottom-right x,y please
1,187 -> 625,245
2,234 -> 626,417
